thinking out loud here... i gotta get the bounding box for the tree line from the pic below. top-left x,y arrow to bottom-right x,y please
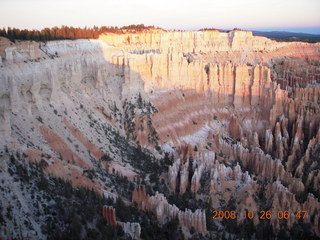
0,24 -> 159,42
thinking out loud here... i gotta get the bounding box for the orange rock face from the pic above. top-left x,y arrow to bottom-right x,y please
63,118 -> 104,160
39,125 -> 89,169
102,206 -> 117,227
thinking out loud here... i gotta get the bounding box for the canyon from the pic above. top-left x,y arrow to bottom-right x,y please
0,29 -> 319,239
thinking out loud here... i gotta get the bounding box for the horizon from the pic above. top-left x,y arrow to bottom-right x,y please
1,0 -> 319,34
1,25 -> 320,35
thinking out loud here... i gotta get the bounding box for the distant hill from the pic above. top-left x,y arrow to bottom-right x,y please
252,30 -> 320,43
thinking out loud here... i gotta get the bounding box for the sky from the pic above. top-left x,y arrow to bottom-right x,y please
1,0 -> 320,34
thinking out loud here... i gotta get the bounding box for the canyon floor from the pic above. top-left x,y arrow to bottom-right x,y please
0,30 -> 320,239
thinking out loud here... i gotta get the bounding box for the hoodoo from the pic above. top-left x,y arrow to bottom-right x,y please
0,29 -> 319,239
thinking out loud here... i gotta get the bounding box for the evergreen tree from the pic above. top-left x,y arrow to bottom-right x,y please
1,24 -> 158,42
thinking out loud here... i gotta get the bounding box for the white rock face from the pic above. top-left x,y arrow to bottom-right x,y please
0,39 -> 128,137
120,222 -> 141,240
132,187 -> 207,233
190,163 -> 204,193
168,158 -> 180,190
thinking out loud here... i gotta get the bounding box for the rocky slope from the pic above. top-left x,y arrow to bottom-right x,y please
0,30 -> 319,239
